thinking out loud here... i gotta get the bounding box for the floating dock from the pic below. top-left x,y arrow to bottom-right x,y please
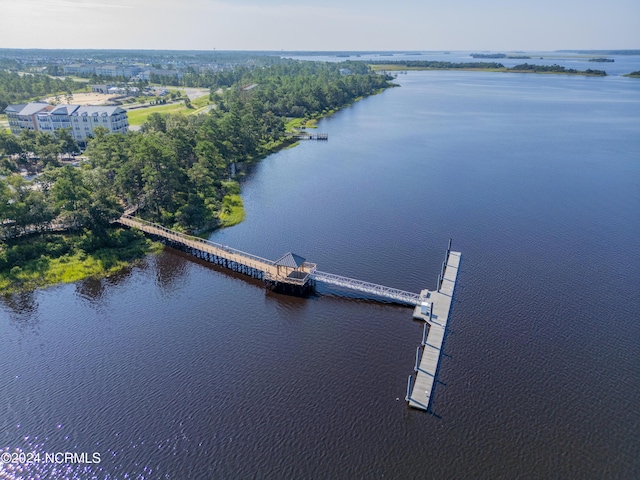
406,246 -> 461,411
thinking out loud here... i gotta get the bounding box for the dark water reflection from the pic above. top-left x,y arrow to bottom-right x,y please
1,71 -> 639,479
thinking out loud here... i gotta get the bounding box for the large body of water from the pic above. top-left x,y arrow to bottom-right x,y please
2,69 -> 640,479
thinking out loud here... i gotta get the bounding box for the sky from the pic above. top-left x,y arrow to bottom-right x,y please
1,0 -> 638,51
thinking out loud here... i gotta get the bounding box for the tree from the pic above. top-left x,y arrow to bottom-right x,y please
5,175 -> 31,234
82,168 -> 124,235
50,166 -> 90,228
0,177 -> 12,235
56,128 -> 79,159
26,189 -> 56,233
17,130 -> 37,173
35,132 -> 62,169
0,131 -> 22,157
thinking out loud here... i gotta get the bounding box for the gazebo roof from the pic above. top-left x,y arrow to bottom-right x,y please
274,252 -> 306,268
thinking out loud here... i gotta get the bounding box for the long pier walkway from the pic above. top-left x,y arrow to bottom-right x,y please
119,213 -> 461,409
117,214 -> 421,304
406,247 -> 461,411
118,214 -> 316,288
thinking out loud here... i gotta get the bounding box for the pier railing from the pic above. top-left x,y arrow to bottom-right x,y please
119,215 -> 276,267
119,213 -> 424,306
313,271 -> 421,306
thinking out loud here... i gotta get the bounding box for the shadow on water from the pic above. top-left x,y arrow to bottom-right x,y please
157,244 -> 423,310
152,248 -> 191,290
73,256 -> 146,305
0,290 -> 40,326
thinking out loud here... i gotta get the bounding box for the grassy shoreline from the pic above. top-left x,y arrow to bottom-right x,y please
0,229 -> 162,294
218,194 -> 246,227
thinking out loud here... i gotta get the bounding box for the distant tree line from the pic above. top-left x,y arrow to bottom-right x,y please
219,61 -> 393,118
509,63 -> 607,75
471,53 -> 507,59
0,71 -> 86,110
368,60 -> 608,76
369,60 -> 506,69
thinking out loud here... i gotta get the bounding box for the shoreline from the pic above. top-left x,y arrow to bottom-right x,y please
217,86 -> 390,232
0,229 -> 162,294
1,86 -> 391,293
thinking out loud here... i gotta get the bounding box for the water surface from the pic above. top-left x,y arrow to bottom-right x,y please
1,70 -> 639,479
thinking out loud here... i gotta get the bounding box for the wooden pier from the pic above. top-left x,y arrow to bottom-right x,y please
117,214 -> 426,305
119,214 -> 461,409
406,244 -> 461,411
118,215 -> 317,293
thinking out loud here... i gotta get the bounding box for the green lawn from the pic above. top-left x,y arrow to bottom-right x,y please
127,103 -> 191,126
126,96 -> 212,126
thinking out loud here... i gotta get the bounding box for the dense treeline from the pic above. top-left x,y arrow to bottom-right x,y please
370,60 -> 506,69
212,61 -> 392,117
509,63 -> 607,75
470,53 -> 507,59
1,61 -> 393,237
177,67 -> 249,89
0,128 -> 79,175
0,164 -> 122,240
0,71 -> 86,110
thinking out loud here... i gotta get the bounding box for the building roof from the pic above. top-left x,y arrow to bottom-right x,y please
73,106 -> 126,116
4,103 -> 27,113
274,252 -> 306,268
5,102 -> 49,116
50,104 -> 80,115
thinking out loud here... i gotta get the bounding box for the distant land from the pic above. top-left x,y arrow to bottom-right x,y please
556,50 -> 640,55
369,60 -> 608,76
470,53 -> 531,59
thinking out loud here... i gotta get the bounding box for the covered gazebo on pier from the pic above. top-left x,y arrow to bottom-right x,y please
274,252 -> 310,285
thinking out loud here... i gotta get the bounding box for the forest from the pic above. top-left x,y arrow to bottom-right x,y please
370,60 -> 506,70
0,71 -> 86,110
509,63 -> 607,75
0,61 -> 393,241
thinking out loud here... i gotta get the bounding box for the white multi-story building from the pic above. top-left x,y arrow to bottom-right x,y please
63,64 -> 97,76
5,103 -> 129,146
63,64 -> 143,78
